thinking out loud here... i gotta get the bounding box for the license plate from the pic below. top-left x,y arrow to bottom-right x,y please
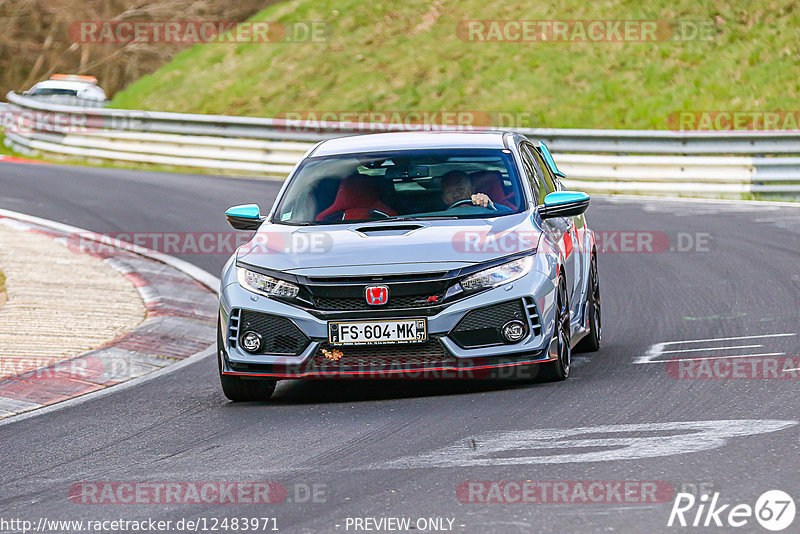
328,318 -> 427,346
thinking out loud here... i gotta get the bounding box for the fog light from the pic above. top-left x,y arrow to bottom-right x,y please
240,331 -> 262,353
501,320 -> 527,343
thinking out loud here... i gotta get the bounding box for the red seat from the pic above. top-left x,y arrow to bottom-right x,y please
315,176 -> 397,221
470,171 -> 516,209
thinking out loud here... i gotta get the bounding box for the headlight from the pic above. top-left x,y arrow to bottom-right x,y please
237,267 -> 299,298
459,256 -> 533,292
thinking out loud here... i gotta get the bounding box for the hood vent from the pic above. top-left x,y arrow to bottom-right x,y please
353,224 -> 424,236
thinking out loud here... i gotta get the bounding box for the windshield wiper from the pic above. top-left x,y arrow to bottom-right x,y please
379,215 -> 459,222
279,215 -> 461,226
271,220 -> 315,226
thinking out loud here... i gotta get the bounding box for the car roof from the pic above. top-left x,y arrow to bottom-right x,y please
310,130 -> 513,157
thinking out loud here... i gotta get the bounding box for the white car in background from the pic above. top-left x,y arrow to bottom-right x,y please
23,74 -> 107,107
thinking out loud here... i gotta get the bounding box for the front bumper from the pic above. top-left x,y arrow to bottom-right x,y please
219,269 -> 558,379
221,344 -> 552,379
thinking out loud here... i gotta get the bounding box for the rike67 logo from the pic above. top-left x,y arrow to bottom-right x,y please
668,490 -> 796,531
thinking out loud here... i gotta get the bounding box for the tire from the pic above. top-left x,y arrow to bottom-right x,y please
217,315 -> 276,402
539,275 -> 571,382
575,252 -> 601,353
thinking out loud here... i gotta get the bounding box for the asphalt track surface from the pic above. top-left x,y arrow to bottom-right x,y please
1,162 -> 799,533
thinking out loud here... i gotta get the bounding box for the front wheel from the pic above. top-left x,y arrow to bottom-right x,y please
217,316 -> 276,402
539,276 -> 571,382
575,252 -> 601,353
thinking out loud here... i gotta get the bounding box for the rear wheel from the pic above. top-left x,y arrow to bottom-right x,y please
539,276 -> 571,382
575,252 -> 601,353
217,315 -> 276,402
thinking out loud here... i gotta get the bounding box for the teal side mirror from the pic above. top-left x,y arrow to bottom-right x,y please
225,204 -> 264,230
539,142 -> 566,179
540,191 -> 590,219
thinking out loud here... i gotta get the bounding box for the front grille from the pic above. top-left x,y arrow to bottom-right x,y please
310,339 -> 456,371
301,273 -> 451,312
450,299 -> 527,348
233,309 -> 310,356
314,294 -> 438,311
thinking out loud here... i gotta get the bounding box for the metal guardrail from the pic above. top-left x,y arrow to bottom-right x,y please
4,91 -> 800,198
513,128 -> 800,156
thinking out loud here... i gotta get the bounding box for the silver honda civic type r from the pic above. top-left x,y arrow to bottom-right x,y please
217,131 -> 601,401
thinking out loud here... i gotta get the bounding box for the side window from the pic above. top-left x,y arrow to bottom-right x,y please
528,145 -> 557,194
522,143 -> 553,201
517,144 -> 541,205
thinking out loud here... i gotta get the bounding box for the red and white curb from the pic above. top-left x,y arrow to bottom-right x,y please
0,209 -> 220,421
0,154 -> 43,164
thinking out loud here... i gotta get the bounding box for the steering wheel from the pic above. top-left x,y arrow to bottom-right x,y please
370,210 -> 391,219
447,198 -> 497,211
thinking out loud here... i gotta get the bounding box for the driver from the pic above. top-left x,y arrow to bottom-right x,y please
440,170 -> 493,209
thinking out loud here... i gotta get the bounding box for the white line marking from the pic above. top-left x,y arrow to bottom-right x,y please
633,343 -> 666,364
634,333 -> 795,364
637,352 -> 784,364
661,333 -> 795,346
373,420 -> 798,469
753,216 -> 800,222
661,344 -> 763,354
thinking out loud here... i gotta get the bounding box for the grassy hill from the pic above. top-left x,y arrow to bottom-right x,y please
111,0 -> 800,129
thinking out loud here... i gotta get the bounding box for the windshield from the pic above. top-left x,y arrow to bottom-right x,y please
274,148 -> 525,225
29,87 -> 79,96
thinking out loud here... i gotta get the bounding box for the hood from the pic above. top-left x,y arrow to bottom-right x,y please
236,212 -> 540,276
